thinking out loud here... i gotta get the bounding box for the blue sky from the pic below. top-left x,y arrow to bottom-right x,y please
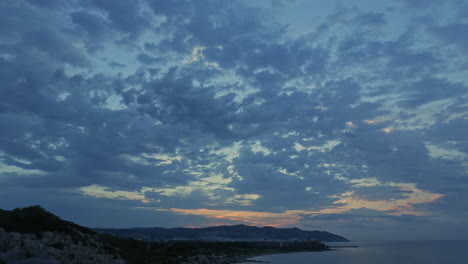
1,0 -> 467,240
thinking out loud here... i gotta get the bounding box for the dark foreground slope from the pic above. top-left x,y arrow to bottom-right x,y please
95,224 -> 349,242
0,205 -> 123,264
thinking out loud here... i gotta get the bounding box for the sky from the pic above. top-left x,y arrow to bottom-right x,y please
0,0 -> 467,240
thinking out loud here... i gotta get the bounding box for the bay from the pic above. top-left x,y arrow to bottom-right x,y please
240,240 -> 468,264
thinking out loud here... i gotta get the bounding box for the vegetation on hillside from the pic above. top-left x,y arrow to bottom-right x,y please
99,235 -> 327,264
0,205 -> 94,235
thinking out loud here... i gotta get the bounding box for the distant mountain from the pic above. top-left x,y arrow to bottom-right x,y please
95,224 -> 349,242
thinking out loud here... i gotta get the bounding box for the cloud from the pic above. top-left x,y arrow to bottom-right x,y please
398,78 -> 466,108
87,0 -> 149,37
26,0 -> 69,9
71,10 -> 111,45
0,0 -> 467,240
399,0 -> 446,9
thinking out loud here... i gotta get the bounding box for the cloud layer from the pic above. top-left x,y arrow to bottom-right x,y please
0,0 -> 467,239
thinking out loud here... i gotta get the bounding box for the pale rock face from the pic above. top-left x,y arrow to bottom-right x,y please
0,228 -> 125,264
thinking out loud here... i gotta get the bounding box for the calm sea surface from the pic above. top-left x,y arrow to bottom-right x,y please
240,240 -> 468,264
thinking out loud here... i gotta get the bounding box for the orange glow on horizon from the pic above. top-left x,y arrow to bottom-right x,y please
169,208 -> 303,227
151,184 -> 445,226
206,222 -> 234,227
183,225 -> 202,228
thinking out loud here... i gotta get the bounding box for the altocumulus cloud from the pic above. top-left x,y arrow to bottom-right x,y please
0,0 -> 467,240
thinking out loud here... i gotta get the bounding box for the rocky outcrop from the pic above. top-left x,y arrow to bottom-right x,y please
0,228 -> 124,264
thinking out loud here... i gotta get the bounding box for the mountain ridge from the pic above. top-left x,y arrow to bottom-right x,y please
95,224 -> 349,242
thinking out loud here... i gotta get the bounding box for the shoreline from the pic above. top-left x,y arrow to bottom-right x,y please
233,249 -> 332,263
233,244 -> 359,263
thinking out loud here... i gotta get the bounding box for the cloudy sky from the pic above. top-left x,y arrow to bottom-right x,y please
1,0 -> 467,240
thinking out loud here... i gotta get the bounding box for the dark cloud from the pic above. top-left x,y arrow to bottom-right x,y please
432,22 -> 468,52
399,0 -> 445,9
398,77 -> 466,108
137,53 -> 163,65
127,67 -> 239,137
86,0 -> 148,37
307,208 -> 400,222
228,143 -> 350,212
26,0 -> 69,9
353,186 -> 411,201
71,11 -> 111,44
352,12 -> 387,27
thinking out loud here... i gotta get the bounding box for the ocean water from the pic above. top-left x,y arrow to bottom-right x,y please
240,240 -> 468,264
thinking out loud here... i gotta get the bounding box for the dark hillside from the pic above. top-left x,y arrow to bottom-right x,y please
0,205 -> 94,235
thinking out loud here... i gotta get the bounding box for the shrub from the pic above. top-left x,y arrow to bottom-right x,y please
48,242 -> 65,250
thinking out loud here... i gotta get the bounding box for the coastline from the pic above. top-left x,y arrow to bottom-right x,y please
233,248 -> 331,263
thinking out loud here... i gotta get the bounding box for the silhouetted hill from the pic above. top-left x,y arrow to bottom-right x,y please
0,205 -> 94,235
95,224 -> 349,242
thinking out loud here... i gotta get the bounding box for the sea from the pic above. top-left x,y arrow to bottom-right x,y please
239,240 -> 468,264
